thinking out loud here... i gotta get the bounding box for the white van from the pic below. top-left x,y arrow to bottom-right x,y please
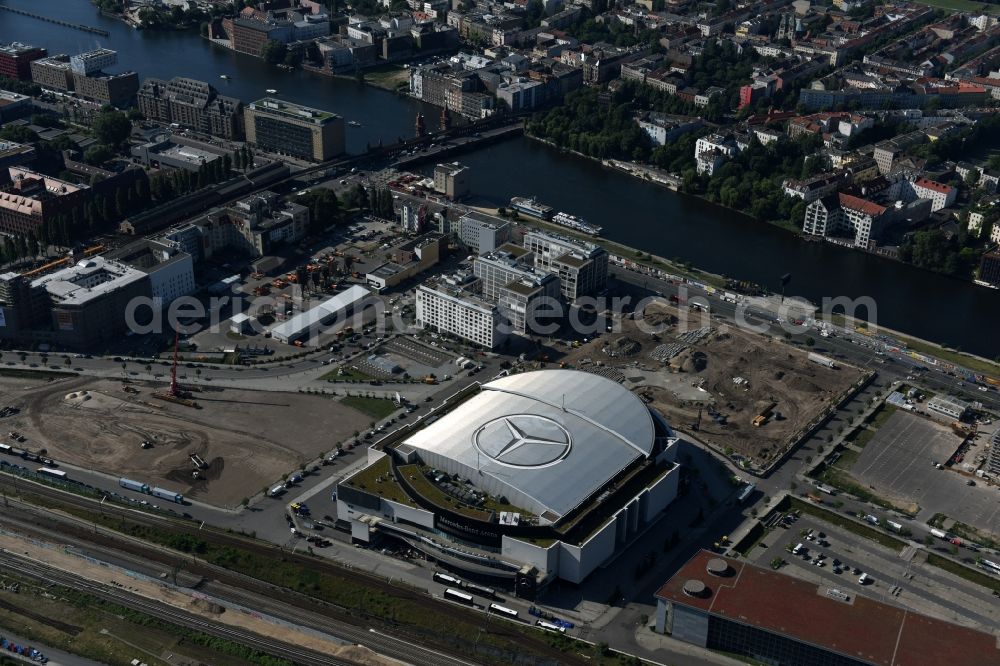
858,573 -> 870,585
792,543 -> 804,555
269,484 -> 287,498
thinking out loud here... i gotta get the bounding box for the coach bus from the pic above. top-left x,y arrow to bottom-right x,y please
37,467 -> 66,480
433,572 -> 462,587
489,603 -> 518,619
443,588 -> 473,605
536,620 -> 565,633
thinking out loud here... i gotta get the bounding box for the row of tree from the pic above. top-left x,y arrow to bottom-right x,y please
294,188 -> 341,234
148,156 -> 232,203
261,40 -> 302,68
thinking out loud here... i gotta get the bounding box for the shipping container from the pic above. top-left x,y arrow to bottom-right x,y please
119,478 -> 150,494
150,486 -> 184,503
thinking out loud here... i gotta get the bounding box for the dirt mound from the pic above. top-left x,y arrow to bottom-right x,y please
189,598 -> 225,615
644,310 -> 677,328
681,351 -> 707,373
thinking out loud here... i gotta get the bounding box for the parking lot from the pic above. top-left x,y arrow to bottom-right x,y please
753,513 -> 1000,631
384,337 -> 453,368
849,411 -> 1000,536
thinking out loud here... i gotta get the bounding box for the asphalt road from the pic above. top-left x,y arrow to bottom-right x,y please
755,514 -> 998,629
2,263 -> 997,665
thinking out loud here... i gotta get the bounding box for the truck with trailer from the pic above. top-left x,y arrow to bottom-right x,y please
807,352 -> 838,369
119,478 -> 150,494
150,487 -> 184,504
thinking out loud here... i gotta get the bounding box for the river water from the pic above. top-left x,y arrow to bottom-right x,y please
3,0 -> 999,356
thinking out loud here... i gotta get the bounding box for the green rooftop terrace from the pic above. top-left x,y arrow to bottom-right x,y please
251,97 -> 339,122
342,455 -> 416,506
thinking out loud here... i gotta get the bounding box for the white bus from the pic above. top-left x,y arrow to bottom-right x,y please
433,572 -> 462,586
444,588 -> 473,605
489,603 -> 518,619
536,620 -> 565,633
37,467 -> 66,480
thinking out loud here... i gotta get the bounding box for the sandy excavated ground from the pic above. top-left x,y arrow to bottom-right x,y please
553,302 -> 862,467
0,376 -> 371,508
0,531 -> 401,666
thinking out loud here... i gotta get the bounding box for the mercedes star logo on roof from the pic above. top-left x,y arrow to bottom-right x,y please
473,414 -> 572,468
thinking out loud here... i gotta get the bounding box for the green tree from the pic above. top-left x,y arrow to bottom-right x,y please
0,124 -> 38,143
262,40 -> 288,66
115,188 -> 129,218
93,110 -> 131,147
83,144 -> 113,165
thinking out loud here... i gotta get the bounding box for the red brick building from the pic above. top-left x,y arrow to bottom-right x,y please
0,42 -> 47,81
655,550 -> 1000,666
0,168 -> 89,235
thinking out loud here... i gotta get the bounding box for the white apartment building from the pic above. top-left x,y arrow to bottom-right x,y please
840,194 -> 887,248
105,238 -> 195,306
458,212 -> 511,254
523,230 -> 608,302
694,134 -> 738,176
803,193 -> 887,248
498,275 -> 561,335
908,177 -> 956,212
70,48 -> 117,75
416,274 -> 508,348
802,196 -> 841,237
474,245 -> 536,299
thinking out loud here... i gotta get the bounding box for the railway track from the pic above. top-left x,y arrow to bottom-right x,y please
0,476 -> 576,665
0,551 -> 355,666
0,504 -> 476,666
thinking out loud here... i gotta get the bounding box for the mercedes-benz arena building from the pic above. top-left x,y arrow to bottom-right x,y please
337,369 -> 680,593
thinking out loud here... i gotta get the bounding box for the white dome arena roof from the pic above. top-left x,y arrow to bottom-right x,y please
401,369 -> 664,523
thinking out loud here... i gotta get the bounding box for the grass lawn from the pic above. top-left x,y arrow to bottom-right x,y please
399,464 -> 494,521
733,522 -> 769,556
893,332 -> 1000,376
363,64 -> 410,91
866,404 -> 897,429
340,395 -> 397,420
846,426 -> 875,448
843,404 -> 897,448
0,368 -> 77,380
926,553 -> 1000,593
344,455 -> 414,505
786,497 -> 907,551
927,512 -> 948,528
948,520 -> 1000,550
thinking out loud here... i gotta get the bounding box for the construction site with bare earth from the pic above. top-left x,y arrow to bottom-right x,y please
550,300 -> 865,470
0,374 -> 370,508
